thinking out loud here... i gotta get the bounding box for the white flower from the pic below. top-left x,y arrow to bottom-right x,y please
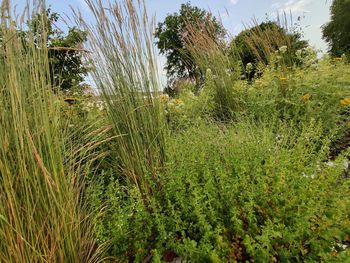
279,45 -> 288,54
302,172 -> 315,179
296,49 -> 302,57
326,161 -> 335,167
305,46 -> 314,53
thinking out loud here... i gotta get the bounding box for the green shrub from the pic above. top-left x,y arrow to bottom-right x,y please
87,118 -> 350,261
154,120 -> 350,262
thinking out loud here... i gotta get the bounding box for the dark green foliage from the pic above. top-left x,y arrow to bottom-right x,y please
155,2 -> 225,85
322,0 -> 350,57
48,27 -> 88,91
231,21 -> 308,79
22,9 -> 88,91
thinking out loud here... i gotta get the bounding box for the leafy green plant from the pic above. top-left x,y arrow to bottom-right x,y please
87,118 -> 350,261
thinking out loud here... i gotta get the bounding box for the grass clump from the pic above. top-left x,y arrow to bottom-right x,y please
76,0 -> 166,201
0,2 -> 103,262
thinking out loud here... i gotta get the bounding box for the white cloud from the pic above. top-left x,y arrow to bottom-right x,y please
230,0 -> 239,5
272,0 -> 311,13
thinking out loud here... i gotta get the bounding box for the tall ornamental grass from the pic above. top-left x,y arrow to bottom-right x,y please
76,0 -> 166,200
184,20 -> 243,120
0,1 -> 102,262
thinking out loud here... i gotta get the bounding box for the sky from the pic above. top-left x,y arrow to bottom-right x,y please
37,0 -> 332,51
12,0 -> 333,85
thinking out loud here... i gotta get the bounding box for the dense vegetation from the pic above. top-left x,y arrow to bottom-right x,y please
155,2 -> 226,89
0,0 -> 350,262
322,0 -> 350,58
231,21 -> 308,79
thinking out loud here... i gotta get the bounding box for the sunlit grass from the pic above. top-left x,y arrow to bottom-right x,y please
0,1 -> 103,262
75,0 -> 167,201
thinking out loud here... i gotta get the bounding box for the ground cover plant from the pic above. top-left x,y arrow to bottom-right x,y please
1,0 -> 350,262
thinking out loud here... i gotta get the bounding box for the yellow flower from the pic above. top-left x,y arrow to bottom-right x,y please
159,94 -> 169,103
302,93 -> 311,102
255,80 -> 266,85
340,98 -> 350,106
279,77 -> 288,81
175,98 -> 183,105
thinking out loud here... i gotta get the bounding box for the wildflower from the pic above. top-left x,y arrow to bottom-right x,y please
302,93 -> 311,102
326,161 -> 335,167
159,94 -> 169,103
86,102 -> 94,108
175,98 -> 184,106
295,49 -> 302,57
96,101 -> 105,111
279,77 -> 287,81
305,46 -> 314,53
302,172 -> 315,179
246,63 -> 253,72
279,45 -> 288,54
340,98 -> 350,106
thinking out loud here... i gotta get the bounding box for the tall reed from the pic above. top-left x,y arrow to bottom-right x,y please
184,19 -> 242,120
240,14 -> 306,67
75,0 -> 166,200
0,1 -> 102,261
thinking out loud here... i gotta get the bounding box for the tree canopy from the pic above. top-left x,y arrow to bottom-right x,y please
2,9 -> 89,91
231,21 -> 308,78
322,0 -> 350,57
32,9 -> 88,91
155,2 -> 225,85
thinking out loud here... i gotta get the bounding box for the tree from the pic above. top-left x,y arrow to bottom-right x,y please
231,21 -> 308,79
155,3 -> 225,86
322,0 -> 350,57
13,9 -> 88,91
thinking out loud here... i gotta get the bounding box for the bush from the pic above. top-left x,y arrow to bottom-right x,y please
87,119 -> 350,261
